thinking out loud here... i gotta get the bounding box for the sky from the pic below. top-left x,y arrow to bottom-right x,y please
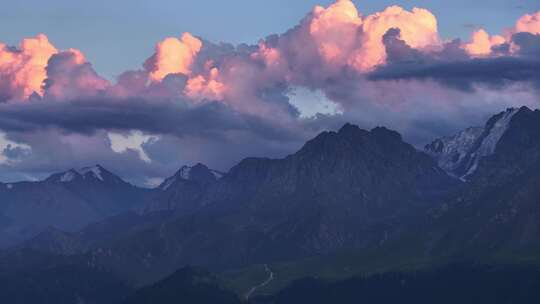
0,0 -> 540,186
1,0 -> 538,79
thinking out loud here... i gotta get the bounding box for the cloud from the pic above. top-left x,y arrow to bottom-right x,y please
184,67 -> 226,101
463,29 -> 506,57
369,30 -> 540,91
350,5 -> 439,71
108,131 -> 158,163
0,97 -> 305,143
0,99 -> 311,184
43,49 -> 110,100
144,33 -> 203,82
308,0 -> 362,65
515,11 -> 540,35
0,132 -> 31,164
512,32 -> 540,57
0,34 -> 57,101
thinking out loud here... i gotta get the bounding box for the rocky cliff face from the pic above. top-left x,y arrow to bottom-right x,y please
426,106 -> 540,257
425,108 -> 521,180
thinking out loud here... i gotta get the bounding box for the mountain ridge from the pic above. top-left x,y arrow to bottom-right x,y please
425,107 -> 530,180
2,106 -> 540,302
0,164 -> 153,248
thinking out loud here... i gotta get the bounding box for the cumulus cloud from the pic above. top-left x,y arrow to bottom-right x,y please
108,131 -> 158,163
308,0 -> 362,66
515,11 -> 540,35
43,49 -> 110,100
463,29 -> 506,57
0,1 -> 540,184
351,5 -> 439,71
144,33 -> 203,82
0,34 -> 57,101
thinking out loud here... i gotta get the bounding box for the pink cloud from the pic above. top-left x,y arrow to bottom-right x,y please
0,34 -> 57,101
0,1 -> 539,124
144,33 -> 203,82
43,49 -> 109,100
463,29 -> 506,57
351,5 -> 439,71
184,67 -> 226,101
515,11 -> 540,35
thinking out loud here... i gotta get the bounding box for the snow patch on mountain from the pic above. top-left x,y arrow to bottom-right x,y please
158,164 -> 224,191
463,108 -> 519,178
60,170 -> 78,182
48,165 -> 121,184
212,171 -> 224,180
426,108 -> 520,180
425,127 -> 483,175
79,166 -> 104,181
159,176 -> 177,191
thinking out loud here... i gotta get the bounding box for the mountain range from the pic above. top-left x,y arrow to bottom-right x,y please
1,106 -> 539,303
0,165 -> 152,248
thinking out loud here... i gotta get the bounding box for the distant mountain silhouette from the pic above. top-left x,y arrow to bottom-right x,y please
0,165 -> 151,248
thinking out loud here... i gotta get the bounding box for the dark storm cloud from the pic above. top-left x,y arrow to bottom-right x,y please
513,32 -> 540,57
370,56 -> 540,91
369,31 -> 540,91
0,98 -> 303,142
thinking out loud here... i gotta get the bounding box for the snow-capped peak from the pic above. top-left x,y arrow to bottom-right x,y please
426,108 -> 521,181
158,166 -> 188,191
158,164 -> 225,191
47,165 -> 120,184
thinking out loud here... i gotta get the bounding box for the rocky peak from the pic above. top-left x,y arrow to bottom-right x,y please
425,107 -> 529,180
297,124 -> 407,160
220,123 -> 455,212
45,165 -> 126,185
158,163 -> 223,191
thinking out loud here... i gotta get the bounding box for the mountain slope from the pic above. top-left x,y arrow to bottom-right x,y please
3,108 -> 540,301
122,267 -> 241,304
425,108 -> 521,180
0,165 -> 152,248
0,249 -> 132,304
18,210 -> 175,256
89,124 -> 460,284
253,263 -> 540,304
145,163 -> 223,213
426,106 -> 540,258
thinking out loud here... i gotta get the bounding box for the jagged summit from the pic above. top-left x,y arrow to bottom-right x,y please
158,163 -> 224,191
45,164 -> 126,185
146,163 -> 225,212
425,107 -> 530,180
296,123 -> 408,160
